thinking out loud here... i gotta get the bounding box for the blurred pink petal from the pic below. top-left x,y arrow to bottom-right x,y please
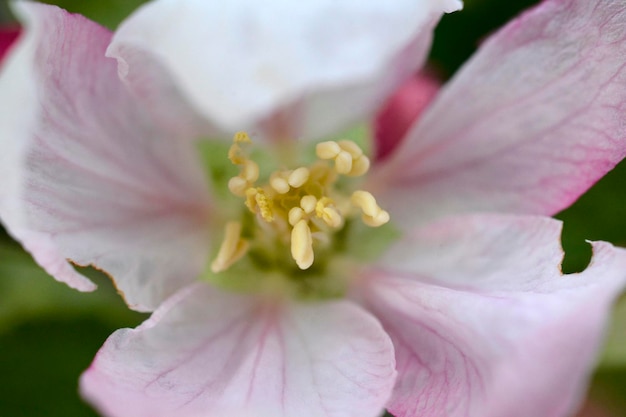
374,71 -> 440,161
0,27 -> 19,60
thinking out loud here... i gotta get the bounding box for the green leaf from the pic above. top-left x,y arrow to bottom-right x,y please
0,243 -> 144,335
553,159 -> 626,368
599,295 -> 626,368
0,318 -> 119,417
40,0 -> 149,29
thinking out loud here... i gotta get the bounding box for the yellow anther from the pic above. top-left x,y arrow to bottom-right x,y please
288,207 -> 305,226
245,187 -> 258,211
321,206 -> 342,228
245,187 -> 274,222
270,172 -> 290,194
228,143 -> 246,165
351,190 -> 389,227
211,221 -> 249,273
254,189 -> 274,222
318,140 -> 367,176
338,140 -> 363,158
351,190 -> 379,217
300,195 -> 317,214
362,211 -> 390,227
242,160 -> 259,182
316,141 -> 342,160
335,150 -> 353,174
227,133 -> 259,198
228,176 -> 248,196
314,197 -> 343,227
315,197 -> 332,218
288,167 -> 310,188
348,155 -> 370,177
291,219 -> 314,269
234,131 -> 251,143
309,161 -> 337,187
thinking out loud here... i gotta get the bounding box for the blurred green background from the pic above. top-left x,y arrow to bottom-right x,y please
0,0 -> 625,416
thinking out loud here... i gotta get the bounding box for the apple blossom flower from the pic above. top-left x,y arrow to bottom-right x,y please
1,1 -> 626,417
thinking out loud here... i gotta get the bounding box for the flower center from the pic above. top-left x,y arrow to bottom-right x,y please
210,132 -> 389,277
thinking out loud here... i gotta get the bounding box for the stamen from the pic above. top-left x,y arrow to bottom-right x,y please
338,140 -> 363,158
348,155 -> 370,177
215,133 -> 389,273
300,195 -> 317,214
228,176 -> 248,196
335,150 -> 353,174
321,206 -> 342,228
228,132 -> 258,194
291,219 -> 314,269
316,141 -> 342,160
288,167 -> 310,188
314,197 -> 342,228
314,197 -> 333,218
316,140 -> 368,176
270,172 -> 290,194
351,190 -> 390,227
309,161 -> 336,186
254,189 -> 274,222
288,207 -> 305,226
245,188 -> 274,222
234,131 -> 251,143
242,160 -> 259,182
351,191 -> 378,217
211,221 -> 249,273
245,187 -> 258,211
228,143 -> 246,165
362,210 -> 390,227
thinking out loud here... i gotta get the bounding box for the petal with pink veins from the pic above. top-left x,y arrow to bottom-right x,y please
356,214 -> 626,417
373,0 -> 626,225
108,0 -> 461,140
80,283 -> 397,417
0,3 -> 212,311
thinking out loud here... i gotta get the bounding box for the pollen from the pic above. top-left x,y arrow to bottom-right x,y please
211,132 -> 390,272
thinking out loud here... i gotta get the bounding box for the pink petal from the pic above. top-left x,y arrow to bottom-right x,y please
0,27 -> 19,60
373,0 -> 626,224
356,214 -> 626,417
108,0 -> 461,140
374,70 -> 440,161
0,3 -> 212,310
81,283 -> 396,417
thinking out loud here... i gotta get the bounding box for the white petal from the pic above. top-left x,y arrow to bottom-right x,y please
109,0 -> 461,139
